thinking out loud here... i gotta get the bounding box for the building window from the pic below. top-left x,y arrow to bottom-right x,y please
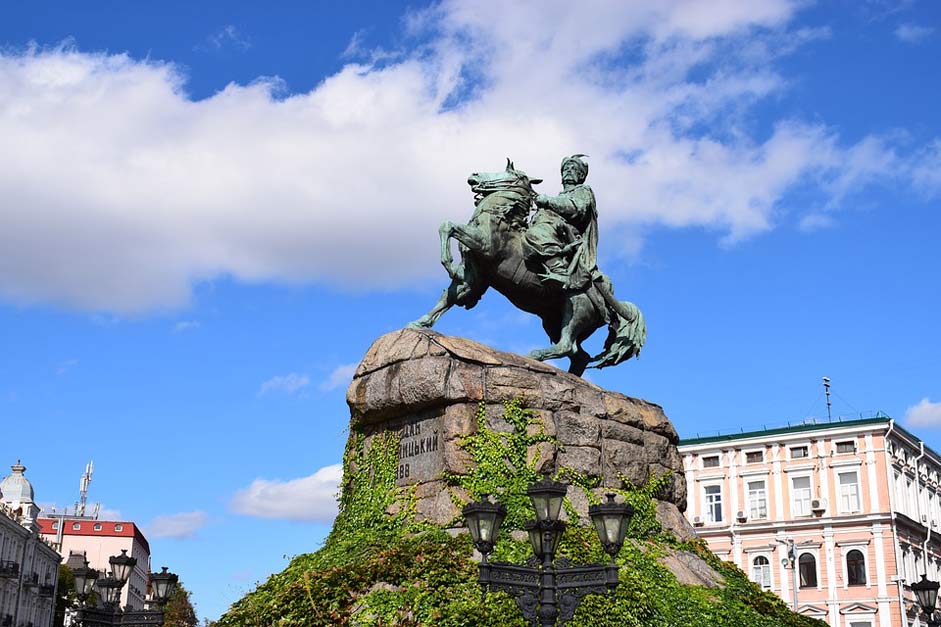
114,524 -> 124,532
751,555 -> 772,589
799,553 -> 818,588
747,480 -> 768,519
791,476 -> 812,517
846,549 -> 867,586
839,472 -> 861,513
836,440 -> 856,454
93,523 -> 102,531
848,622 -> 873,627
746,450 -> 764,464
71,522 -> 81,530
790,446 -> 808,459
704,485 -> 723,523
702,455 -> 720,468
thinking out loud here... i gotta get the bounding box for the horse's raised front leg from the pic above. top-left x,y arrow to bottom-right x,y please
440,221 -> 488,281
409,277 -> 486,328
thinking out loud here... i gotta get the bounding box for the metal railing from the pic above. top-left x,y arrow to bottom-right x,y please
0,561 -> 19,578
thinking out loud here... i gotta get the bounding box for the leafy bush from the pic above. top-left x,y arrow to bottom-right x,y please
217,402 -> 826,627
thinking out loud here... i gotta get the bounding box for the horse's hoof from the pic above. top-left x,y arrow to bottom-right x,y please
408,319 -> 432,329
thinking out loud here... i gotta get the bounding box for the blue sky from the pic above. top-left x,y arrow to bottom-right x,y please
1,0 -> 940,621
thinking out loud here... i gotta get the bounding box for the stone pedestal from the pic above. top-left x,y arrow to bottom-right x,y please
346,328 -> 694,540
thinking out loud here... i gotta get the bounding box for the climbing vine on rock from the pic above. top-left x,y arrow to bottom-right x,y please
217,400 -> 828,627
443,399 -> 558,532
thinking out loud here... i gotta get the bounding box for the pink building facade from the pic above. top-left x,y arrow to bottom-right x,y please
37,518 -> 151,610
679,416 -> 941,627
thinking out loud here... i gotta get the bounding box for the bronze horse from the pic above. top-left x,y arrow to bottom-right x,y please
411,159 -> 645,376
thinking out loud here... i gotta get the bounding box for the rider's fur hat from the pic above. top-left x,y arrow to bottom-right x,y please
561,154 -> 589,181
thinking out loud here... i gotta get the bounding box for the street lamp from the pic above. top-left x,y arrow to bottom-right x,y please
149,567 -> 179,605
463,495 -> 507,558
109,550 -> 136,585
464,478 -> 632,627
912,574 -> 941,627
71,558 -> 99,606
95,576 -> 124,607
70,555 -> 178,627
589,494 -> 633,562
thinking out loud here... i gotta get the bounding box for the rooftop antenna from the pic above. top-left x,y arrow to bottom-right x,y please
77,461 -> 93,517
822,377 -> 832,422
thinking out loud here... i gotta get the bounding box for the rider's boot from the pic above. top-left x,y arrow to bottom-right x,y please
540,256 -> 570,285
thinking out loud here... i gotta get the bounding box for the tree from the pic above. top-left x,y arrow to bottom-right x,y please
53,564 -> 75,627
161,583 -> 198,627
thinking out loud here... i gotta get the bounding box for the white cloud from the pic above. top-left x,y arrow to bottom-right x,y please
895,23 -> 934,44
230,464 -> 342,522
913,140 -> 941,196
0,1 -> 929,312
198,25 -> 252,52
320,363 -> 357,391
905,398 -> 941,427
97,507 -> 123,520
172,320 -> 200,333
799,213 -> 836,232
258,372 -> 309,396
146,510 -> 208,539
56,358 -> 79,375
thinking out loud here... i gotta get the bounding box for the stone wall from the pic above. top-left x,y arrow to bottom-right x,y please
346,328 -> 692,539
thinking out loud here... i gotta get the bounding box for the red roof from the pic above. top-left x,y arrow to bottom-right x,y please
37,518 -> 150,553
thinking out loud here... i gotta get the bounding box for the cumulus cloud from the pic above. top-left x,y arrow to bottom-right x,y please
56,358 -> 79,375
320,363 -> 357,391
172,320 -> 200,333
258,373 -> 309,396
905,398 -> 941,427
0,0 -> 931,312
230,464 -> 342,522
894,23 -> 934,44
197,25 -> 252,52
146,510 -> 208,539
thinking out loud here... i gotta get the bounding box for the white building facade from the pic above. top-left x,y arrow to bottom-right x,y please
0,461 -> 60,627
679,416 -> 941,627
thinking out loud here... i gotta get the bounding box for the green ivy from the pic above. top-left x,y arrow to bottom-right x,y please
443,399 -> 557,531
217,401 -> 828,627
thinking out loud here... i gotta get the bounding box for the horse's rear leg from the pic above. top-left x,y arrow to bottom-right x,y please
568,348 -> 591,377
528,294 -> 592,367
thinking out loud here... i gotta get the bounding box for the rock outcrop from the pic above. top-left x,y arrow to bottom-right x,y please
346,328 -> 693,540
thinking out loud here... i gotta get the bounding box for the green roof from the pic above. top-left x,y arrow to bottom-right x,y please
679,414 -> 891,447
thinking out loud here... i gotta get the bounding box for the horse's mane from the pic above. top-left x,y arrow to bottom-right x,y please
472,173 -> 533,228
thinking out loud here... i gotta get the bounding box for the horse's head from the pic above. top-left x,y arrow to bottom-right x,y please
467,158 -> 543,204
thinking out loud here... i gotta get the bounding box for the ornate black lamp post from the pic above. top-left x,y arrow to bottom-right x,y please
70,553 -> 178,627
71,557 -> 99,606
463,477 -> 633,626
912,574 -> 941,627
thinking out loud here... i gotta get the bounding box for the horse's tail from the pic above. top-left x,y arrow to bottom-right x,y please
590,300 -> 646,369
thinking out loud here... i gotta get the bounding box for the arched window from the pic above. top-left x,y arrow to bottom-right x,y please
799,553 -> 818,588
751,555 -> 772,589
847,549 -> 867,586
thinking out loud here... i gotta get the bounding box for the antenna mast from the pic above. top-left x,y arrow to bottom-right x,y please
822,377 -> 832,422
77,461 -> 93,517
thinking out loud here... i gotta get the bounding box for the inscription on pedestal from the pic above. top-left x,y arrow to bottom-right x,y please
392,414 -> 443,485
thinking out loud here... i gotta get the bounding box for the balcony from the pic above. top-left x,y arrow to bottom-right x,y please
0,561 -> 18,578
38,584 -> 55,597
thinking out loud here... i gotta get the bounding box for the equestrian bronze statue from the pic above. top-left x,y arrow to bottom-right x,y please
411,156 -> 645,377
